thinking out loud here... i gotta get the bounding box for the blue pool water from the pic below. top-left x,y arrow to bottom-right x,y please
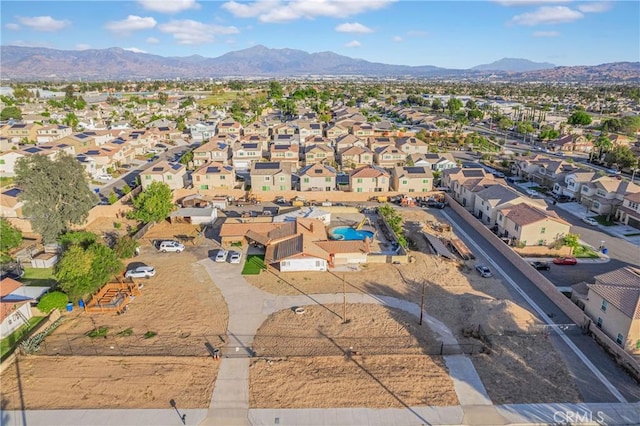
330,227 -> 374,241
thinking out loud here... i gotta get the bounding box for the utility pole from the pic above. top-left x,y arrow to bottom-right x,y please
342,274 -> 347,324
419,280 -> 425,325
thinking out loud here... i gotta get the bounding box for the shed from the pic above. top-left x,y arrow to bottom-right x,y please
30,252 -> 59,268
169,206 -> 218,225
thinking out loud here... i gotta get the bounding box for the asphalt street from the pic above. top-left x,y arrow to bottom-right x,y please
435,206 -> 640,403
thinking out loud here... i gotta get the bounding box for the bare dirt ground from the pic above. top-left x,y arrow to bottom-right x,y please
1,240 -> 227,410
84,216 -> 139,238
246,207 -> 582,404
250,304 -> 458,408
1,356 -> 217,409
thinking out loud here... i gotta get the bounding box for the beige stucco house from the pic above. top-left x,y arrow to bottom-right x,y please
192,141 -> 230,166
139,160 -> 186,190
616,192 -> 640,230
349,165 -> 390,193
496,202 -> 571,246
192,162 -> 236,190
250,162 -> 292,192
298,164 -> 337,192
391,166 -> 433,193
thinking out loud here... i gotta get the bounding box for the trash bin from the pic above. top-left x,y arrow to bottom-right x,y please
602,247 -> 608,255
78,299 -> 85,308
66,302 -> 73,312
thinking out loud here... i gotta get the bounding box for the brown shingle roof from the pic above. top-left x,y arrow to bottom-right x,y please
503,203 -> 569,226
590,267 -> 640,319
349,165 -> 389,178
265,234 -> 330,264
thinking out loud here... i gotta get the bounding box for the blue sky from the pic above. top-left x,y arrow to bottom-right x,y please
1,0 -> 638,69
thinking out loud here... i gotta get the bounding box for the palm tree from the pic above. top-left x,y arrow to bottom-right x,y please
592,134 -> 612,163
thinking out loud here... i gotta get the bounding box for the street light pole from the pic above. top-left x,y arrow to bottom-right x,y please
419,280 -> 425,325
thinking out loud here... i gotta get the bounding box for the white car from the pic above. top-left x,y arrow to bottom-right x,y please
96,174 -> 113,181
229,251 -> 242,264
526,189 -> 539,197
215,250 -> 229,263
475,264 -> 493,278
158,240 -> 185,253
582,217 -> 599,226
125,265 -> 156,279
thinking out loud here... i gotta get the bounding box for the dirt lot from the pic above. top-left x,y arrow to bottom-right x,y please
250,304 -> 458,408
246,207 -> 583,404
1,238 -> 227,410
1,356 -> 217,409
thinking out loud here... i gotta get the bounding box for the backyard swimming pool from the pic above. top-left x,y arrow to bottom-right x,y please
330,226 -> 374,241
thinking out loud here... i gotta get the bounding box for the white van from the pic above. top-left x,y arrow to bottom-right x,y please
158,240 -> 185,253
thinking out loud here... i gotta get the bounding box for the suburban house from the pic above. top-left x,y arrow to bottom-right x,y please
269,144 -> 300,170
36,125 -> 73,144
304,135 -> 331,148
250,162 -> 293,192
349,165 -> 390,193
578,267 -> 640,354
412,153 -> 457,171
192,141 -> 230,166
1,277 -> 33,338
192,162 -> 236,190
139,161 -> 186,190
217,119 -> 242,136
187,121 -> 217,142
553,170 -> 597,201
496,202 -> 571,246
272,123 -> 297,136
0,187 -> 24,219
473,185 -> 530,227
232,142 -> 264,170
326,124 -> 349,139
549,134 -> 593,153
512,156 -> 578,188
374,145 -> 406,168
396,136 -> 430,155
442,168 -> 498,210
1,123 -> 42,143
243,121 -> 271,138
391,166 -> 434,193
240,134 -> 270,151
297,121 -> 323,140
351,122 -> 375,138
580,177 -> 640,216
338,146 -> 373,169
368,137 -> 396,151
265,229 -> 329,271
272,134 -> 300,146
616,192 -> 640,230
304,144 -> 335,166
335,134 -> 366,151
298,164 -> 337,192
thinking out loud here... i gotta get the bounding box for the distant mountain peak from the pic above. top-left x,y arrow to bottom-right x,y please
471,58 -> 555,72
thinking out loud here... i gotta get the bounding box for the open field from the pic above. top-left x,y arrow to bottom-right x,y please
250,304 -> 458,408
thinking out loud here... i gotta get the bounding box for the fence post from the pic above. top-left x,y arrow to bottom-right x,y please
440,342 -> 443,355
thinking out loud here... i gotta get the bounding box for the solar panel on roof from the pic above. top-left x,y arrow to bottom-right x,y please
159,127 -> 170,131
405,167 -> 425,174
206,167 -> 220,173
244,143 -> 258,149
86,150 -> 100,155
463,169 -> 485,177
254,162 -> 279,169
76,133 -> 88,139
152,167 -> 164,172
314,169 -> 323,173
12,124 -> 26,129
171,163 -> 182,170
2,188 -> 21,197
24,147 -> 40,153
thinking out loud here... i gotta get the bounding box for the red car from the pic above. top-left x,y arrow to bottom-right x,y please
553,257 -> 577,265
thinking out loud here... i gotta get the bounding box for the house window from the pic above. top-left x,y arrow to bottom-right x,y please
261,186 -> 270,191
280,186 -> 286,190
357,188 -> 362,192
264,176 -> 270,181
540,227 -> 546,234
422,179 -> 428,184
601,300 -> 608,312
166,175 -> 172,180
593,202 -> 600,209
582,186 -> 588,193
515,224 -> 520,231
630,202 -> 639,210
596,317 -> 603,328
303,178 -> 310,183
220,175 -> 225,180
616,333 -> 624,345
315,260 -> 322,267
325,177 -> 332,182
200,184 -> 209,190
486,206 -> 489,211
0,159 -> 4,165
498,214 -> 503,221
596,190 -> 606,197
357,178 -> 363,183
402,180 -> 408,185
145,175 -> 151,180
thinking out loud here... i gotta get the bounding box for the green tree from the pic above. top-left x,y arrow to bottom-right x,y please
605,145 -> 638,169
430,98 -> 443,113
63,112 -> 79,129
37,291 -> 69,313
121,184 -> 131,195
567,110 -> 592,126
108,192 -> 118,205
58,231 -> 97,250
539,126 -> 560,141
114,236 -> 138,259
593,134 -> 613,160
15,153 -> 98,244
467,109 -> 483,121
563,233 -> 579,248
56,242 -> 122,302
267,81 -> 283,99
129,181 -> 174,224
179,150 -> 194,165
0,218 -> 22,256
0,106 -> 22,120
157,92 -> 169,105
465,99 -> 477,110
447,97 -> 463,116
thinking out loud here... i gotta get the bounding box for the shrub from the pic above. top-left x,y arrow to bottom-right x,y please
117,328 -> 133,337
87,326 -> 109,338
114,236 -> 138,259
37,291 -> 69,313
143,331 -> 157,339
108,192 -> 118,205
113,222 -> 122,229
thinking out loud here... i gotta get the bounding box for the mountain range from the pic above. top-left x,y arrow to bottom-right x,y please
1,45 -> 638,82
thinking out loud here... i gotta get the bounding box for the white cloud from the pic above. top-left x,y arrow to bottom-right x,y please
137,0 -> 200,13
16,16 -> 70,32
222,0 -> 394,23
158,20 -> 239,44
335,22 -> 373,33
6,23 -> 20,30
510,6 -> 583,26
105,15 -> 157,33
532,30 -> 560,37
406,30 -> 427,37
392,35 -> 403,43
8,40 -> 55,48
123,47 -> 147,53
577,2 -> 612,13
345,40 -> 361,48
75,43 -> 91,50
494,0 -> 571,5
146,37 -> 160,44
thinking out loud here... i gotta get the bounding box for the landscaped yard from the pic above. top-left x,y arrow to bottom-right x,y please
594,215 -> 616,226
22,267 -> 57,287
242,255 -> 266,275
1,316 -> 46,360
573,245 -> 600,258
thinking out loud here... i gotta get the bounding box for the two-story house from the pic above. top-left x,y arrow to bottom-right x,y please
1,123 -> 42,143
250,162 -> 292,192
298,164 -> 337,192
580,177 -> 640,216
241,134 -> 270,152
139,161 -> 186,191
351,122 -> 375,138
442,168 -> 499,211
243,121 -> 271,138
269,144 -> 299,170
217,119 -> 242,136
496,202 -> 571,246
616,192 -> 640,230
304,144 -> 334,166
349,165 -> 390,193
193,141 -> 230,166
391,166 -> 433,193
36,125 -> 72,144
552,170 -> 597,201
297,121 -> 323,141
473,184 -> 529,227
232,142 -> 264,170
368,136 -> 395,151
326,124 -> 349,140
411,153 -> 457,171
396,136 -> 429,155
338,146 -> 373,170
192,162 -> 236,190
272,123 -> 297,136
187,121 -> 218,143
374,145 -> 405,168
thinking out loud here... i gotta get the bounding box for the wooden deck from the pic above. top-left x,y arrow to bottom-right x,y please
84,281 -> 142,314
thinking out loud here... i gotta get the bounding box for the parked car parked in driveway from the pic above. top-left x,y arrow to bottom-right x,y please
229,251 -> 242,264
475,264 -> 493,277
531,261 -> 551,271
125,265 -> 156,279
582,217 -> 598,226
553,257 -> 577,265
158,240 -> 185,253
215,249 -> 229,262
